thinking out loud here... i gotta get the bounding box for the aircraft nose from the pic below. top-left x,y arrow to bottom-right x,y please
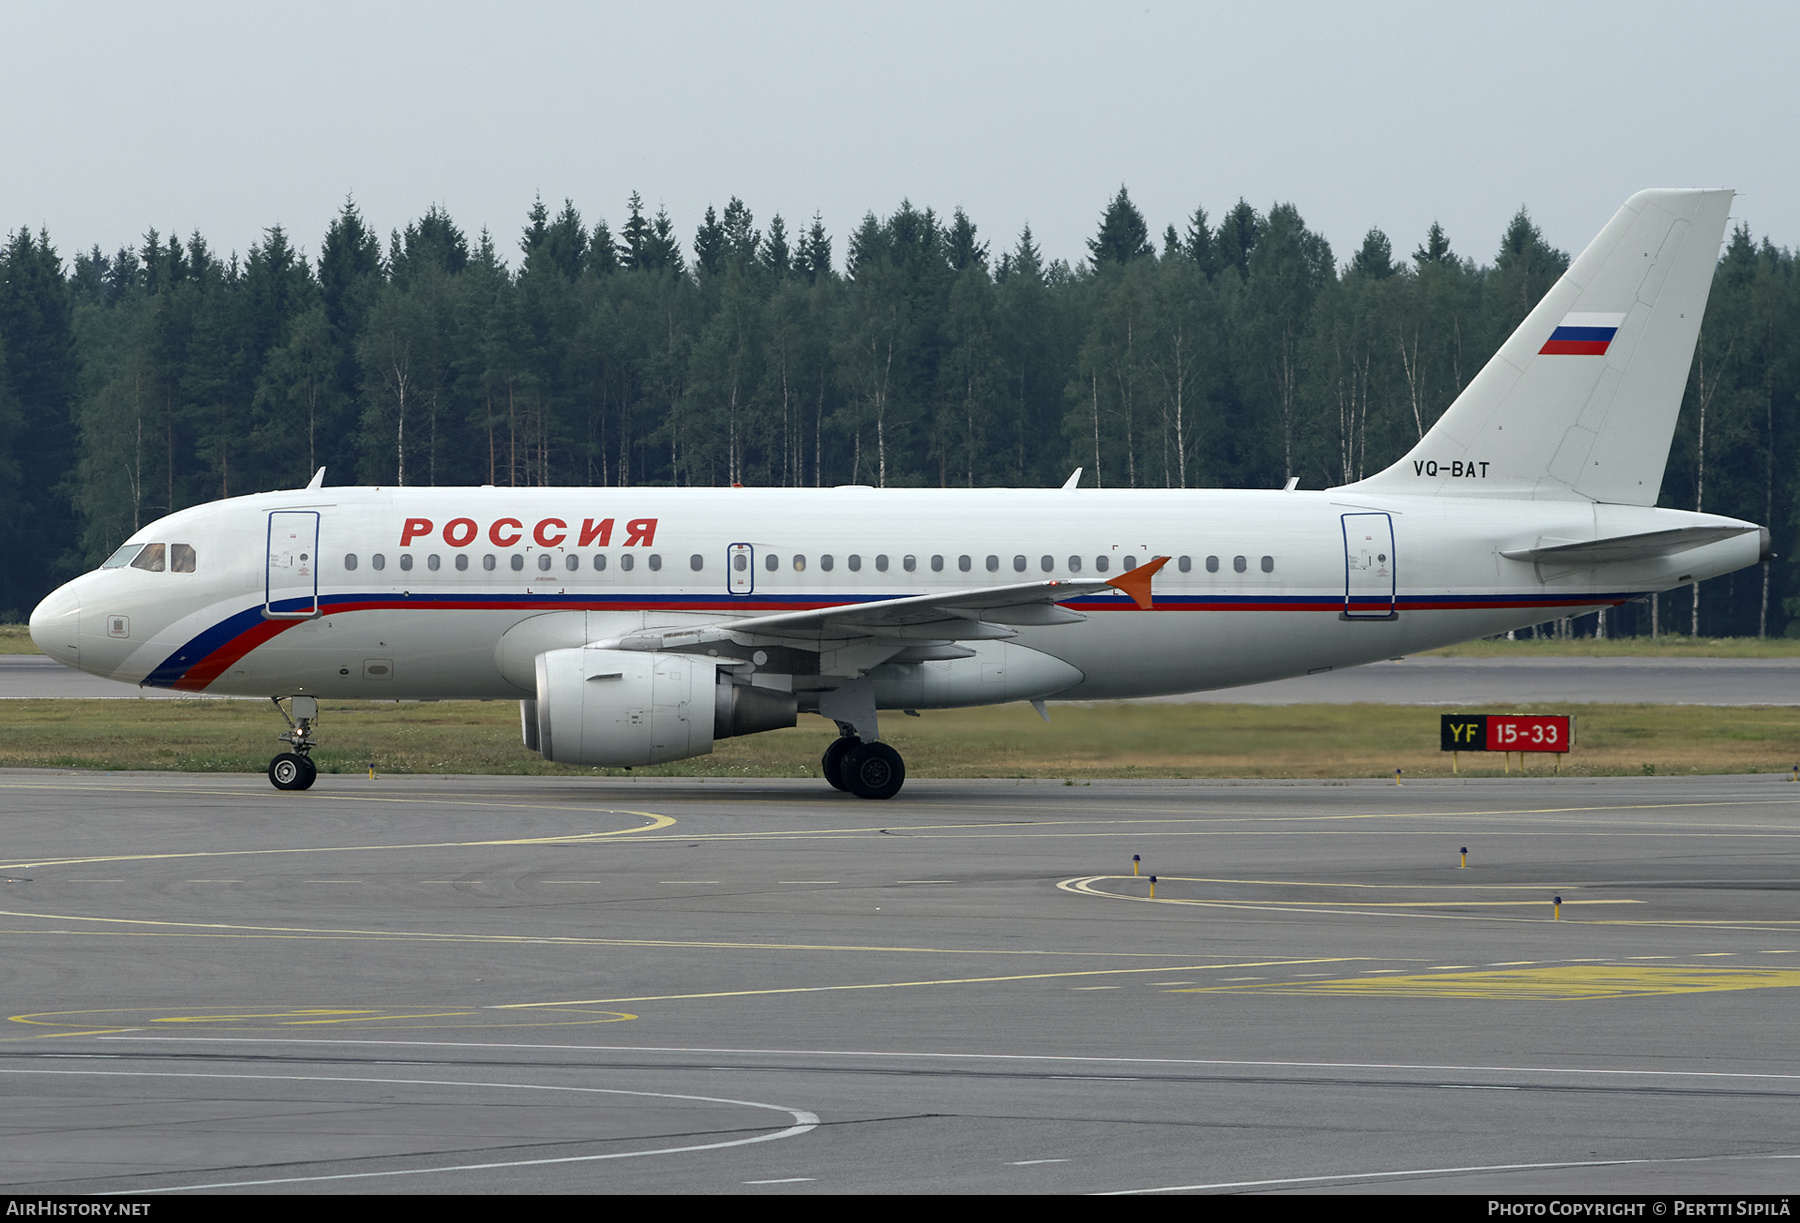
29,583 -> 81,669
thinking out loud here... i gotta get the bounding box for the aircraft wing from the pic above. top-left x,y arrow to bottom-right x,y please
603,558 -> 1169,649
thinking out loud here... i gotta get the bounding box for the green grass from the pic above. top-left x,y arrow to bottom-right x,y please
1424,634 -> 1800,658
1,698 -> 1796,780
0,625 -> 37,654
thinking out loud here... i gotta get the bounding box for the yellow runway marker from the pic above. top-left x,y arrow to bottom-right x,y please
498,957 -> 1366,1009
0,909 -> 1243,958
9,1005 -> 636,1032
1058,875 -> 1639,918
0,810 -> 675,871
1174,965 -> 1800,1001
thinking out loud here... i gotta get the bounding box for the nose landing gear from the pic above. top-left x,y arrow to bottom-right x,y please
269,695 -> 319,791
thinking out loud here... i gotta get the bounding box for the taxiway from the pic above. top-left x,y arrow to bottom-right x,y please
3,772 -> 1799,1194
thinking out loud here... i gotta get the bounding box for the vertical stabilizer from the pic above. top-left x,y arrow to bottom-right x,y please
1340,189 -> 1733,504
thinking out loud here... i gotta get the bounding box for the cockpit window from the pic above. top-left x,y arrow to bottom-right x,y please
130,543 -> 166,572
170,543 -> 196,573
101,544 -> 144,569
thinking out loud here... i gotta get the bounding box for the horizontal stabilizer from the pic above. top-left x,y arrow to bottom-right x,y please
1500,525 -> 1758,565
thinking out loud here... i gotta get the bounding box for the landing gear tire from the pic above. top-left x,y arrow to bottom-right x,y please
269,752 -> 316,791
821,736 -> 859,792
842,741 -> 905,800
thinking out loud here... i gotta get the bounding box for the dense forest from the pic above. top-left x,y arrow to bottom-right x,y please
0,188 -> 1795,636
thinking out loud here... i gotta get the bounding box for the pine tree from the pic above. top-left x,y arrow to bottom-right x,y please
1348,227 -> 1396,279
721,197 -> 759,267
1182,206 -> 1217,277
642,206 -> 685,275
0,227 -> 80,610
1413,221 -> 1453,266
693,205 -> 724,278
318,198 -> 382,363
1215,199 -> 1260,280
619,192 -> 651,270
761,214 -> 791,279
945,207 -> 988,272
796,213 -> 833,283
1088,186 -> 1153,267
589,219 -> 619,275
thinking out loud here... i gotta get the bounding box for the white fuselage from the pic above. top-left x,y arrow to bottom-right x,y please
29,485 -> 1763,707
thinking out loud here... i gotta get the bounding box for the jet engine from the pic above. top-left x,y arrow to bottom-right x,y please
528,647 -> 796,768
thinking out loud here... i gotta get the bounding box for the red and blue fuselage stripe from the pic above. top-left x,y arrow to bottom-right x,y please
142,590 -> 1645,691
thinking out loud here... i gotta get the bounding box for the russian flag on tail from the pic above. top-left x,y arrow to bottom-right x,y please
1540,311 -> 1625,356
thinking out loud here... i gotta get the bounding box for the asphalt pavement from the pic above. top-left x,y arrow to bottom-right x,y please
4,771 -> 1799,1194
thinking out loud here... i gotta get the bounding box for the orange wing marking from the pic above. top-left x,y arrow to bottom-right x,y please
1104,555 -> 1169,610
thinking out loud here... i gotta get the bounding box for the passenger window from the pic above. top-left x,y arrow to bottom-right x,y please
427,554 -> 441,572
170,543 -> 196,573
648,554 -> 662,571
1178,556 -> 1192,573
847,555 -> 862,572
903,555 -> 916,572
690,554 -> 704,571
131,543 -> 166,572
764,553 -> 778,571
509,554 -> 523,572
568,554 -> 581,572
1233,555 -> 1247,573
371,553 -> 386,571
734,553 -> 747,572
931,555 -> 944,572
1261,555 -> 1274,573
344,553 -> 359,571
101,544 -> 143,569
400,554 -> 414,572
1013,555 -> 1026,573
594,554 -> 607,571
483,554 -> 497,571
1094,556 -> 1109,573
985,555 -> 999,572
959,555 -> 972,572
1123,556 -> 1137,570
1040,556 -> 1053,573
793,555 -> 806,572
1068,555 -> 1081,573
820,555 -> 834,572
876,555 -> 889,572
621,554 -> 635,571
1206,555 -> 1219,573
455,554 -> 468,571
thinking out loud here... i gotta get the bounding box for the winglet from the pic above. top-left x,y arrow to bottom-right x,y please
305,467 -> 326,490
1061,468 -> 1083,490
1105,555 -> 1169,610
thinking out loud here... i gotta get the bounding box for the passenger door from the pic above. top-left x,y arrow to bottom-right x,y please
728,543 -> 754,595
266,511 -> 321,619
1341,512 -> 1396,620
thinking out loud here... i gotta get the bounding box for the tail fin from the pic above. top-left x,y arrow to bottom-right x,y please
1341,189 -> 1733,505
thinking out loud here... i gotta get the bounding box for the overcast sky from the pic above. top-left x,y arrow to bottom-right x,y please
4,1 -> 1795,274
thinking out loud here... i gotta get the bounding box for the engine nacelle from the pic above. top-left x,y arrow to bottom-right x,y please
531,647 -> 797,767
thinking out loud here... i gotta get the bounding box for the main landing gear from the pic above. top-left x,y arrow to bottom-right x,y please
815,678 -> 904,799
821,734 -> 906,801
268,695 -> 319,791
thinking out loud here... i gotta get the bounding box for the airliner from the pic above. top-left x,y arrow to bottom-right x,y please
29,189 -> 1765,798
